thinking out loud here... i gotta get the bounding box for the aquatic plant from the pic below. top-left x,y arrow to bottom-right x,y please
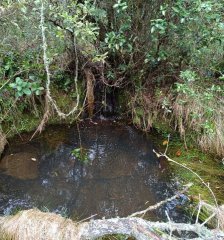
71,147 -> 89,164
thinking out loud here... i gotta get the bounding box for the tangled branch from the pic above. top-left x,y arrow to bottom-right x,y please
0,209 -> 224,240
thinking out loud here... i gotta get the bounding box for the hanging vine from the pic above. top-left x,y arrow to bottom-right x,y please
31,0 -> 81,138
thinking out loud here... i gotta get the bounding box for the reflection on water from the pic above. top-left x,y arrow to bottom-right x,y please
0,121 -> 187,221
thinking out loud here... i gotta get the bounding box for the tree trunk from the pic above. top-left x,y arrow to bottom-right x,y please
84,68 -> 95,118
0,128 -> 7,156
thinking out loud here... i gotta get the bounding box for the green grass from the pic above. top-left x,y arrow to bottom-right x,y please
149,129 -> 224,205
96,235 -> 134,240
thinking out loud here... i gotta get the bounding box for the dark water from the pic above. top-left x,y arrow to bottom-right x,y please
0,121 -> 188,221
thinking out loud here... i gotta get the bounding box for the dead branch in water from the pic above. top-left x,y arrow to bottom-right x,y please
0,175 -> 223,239
129,183 -> 192,218
0,209 -> 224,240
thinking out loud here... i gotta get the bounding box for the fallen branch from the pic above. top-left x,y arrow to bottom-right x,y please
153,150 -> 218,209
153,148 -> 221,229
0,209 -> 224,240
129,183 -> 192,218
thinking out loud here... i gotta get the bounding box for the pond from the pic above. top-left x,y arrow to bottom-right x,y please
0,120 -> 188,222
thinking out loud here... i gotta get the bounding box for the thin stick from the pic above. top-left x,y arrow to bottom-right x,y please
201,213 -> 216,227
76,214 -> 98,224
195,194 -> 201,224
165,210 -> 173,240
129,183 -> 192,218
164,133 -> 170,155
153,150 -> 218,208
153,149 -> 220,228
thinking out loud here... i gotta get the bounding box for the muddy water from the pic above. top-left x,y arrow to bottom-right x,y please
0,121 -> 187,221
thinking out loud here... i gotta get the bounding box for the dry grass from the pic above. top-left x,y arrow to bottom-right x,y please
0,209 -> 82,240
172,92 -> 224,157
131,87 -> 224,158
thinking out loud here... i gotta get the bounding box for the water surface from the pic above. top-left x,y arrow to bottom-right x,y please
0,121 -> 186,221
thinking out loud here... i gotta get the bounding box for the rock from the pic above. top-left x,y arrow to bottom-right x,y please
0,152 -> 38,180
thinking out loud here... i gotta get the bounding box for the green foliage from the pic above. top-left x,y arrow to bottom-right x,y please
113,0 -> 128,13
71,147 -> 89,164
180,70 -> 197,83
9,77 -> 44,97
151,19 -> 167,34
0,0 -> 223,157
97,234 -> 132,240
105,31 -> 129,52
104,0 -> 132,54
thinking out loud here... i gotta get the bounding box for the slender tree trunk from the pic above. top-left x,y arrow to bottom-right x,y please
84,68 -> 95,118
0,128 -> 7,156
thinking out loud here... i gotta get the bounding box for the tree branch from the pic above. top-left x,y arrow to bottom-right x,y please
129,183 -> 193,218
0,209 -> 223,240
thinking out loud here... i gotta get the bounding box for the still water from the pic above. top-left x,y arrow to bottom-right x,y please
0,121 -> 187,221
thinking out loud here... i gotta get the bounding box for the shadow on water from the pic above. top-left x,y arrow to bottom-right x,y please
0,121 -> 189,222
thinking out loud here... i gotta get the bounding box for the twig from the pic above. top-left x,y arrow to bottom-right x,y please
164,133 -> 170,155
195,194 -> 201,224
76,214 -> 98,224
165,210 -> 173,239
153,149 -> 220,228
201,213 -> 216,227
129,183 -> 192,218
153,150 -> 218,208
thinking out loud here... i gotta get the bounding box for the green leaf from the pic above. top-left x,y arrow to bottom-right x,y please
29,75 -> 35,81
17,86 -> 22,91
16,77 -> 22,84
219,75 -> 224,80
22,82 -> 28,87
18,91 -> 23,97
23,88 -> 32,95
172,7 -> 179,13
181,18 -> 185,23
21,7 -> 27,13
9,83 -> 16,88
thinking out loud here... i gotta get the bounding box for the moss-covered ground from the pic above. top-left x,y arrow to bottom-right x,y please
149,122 -> 224,205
